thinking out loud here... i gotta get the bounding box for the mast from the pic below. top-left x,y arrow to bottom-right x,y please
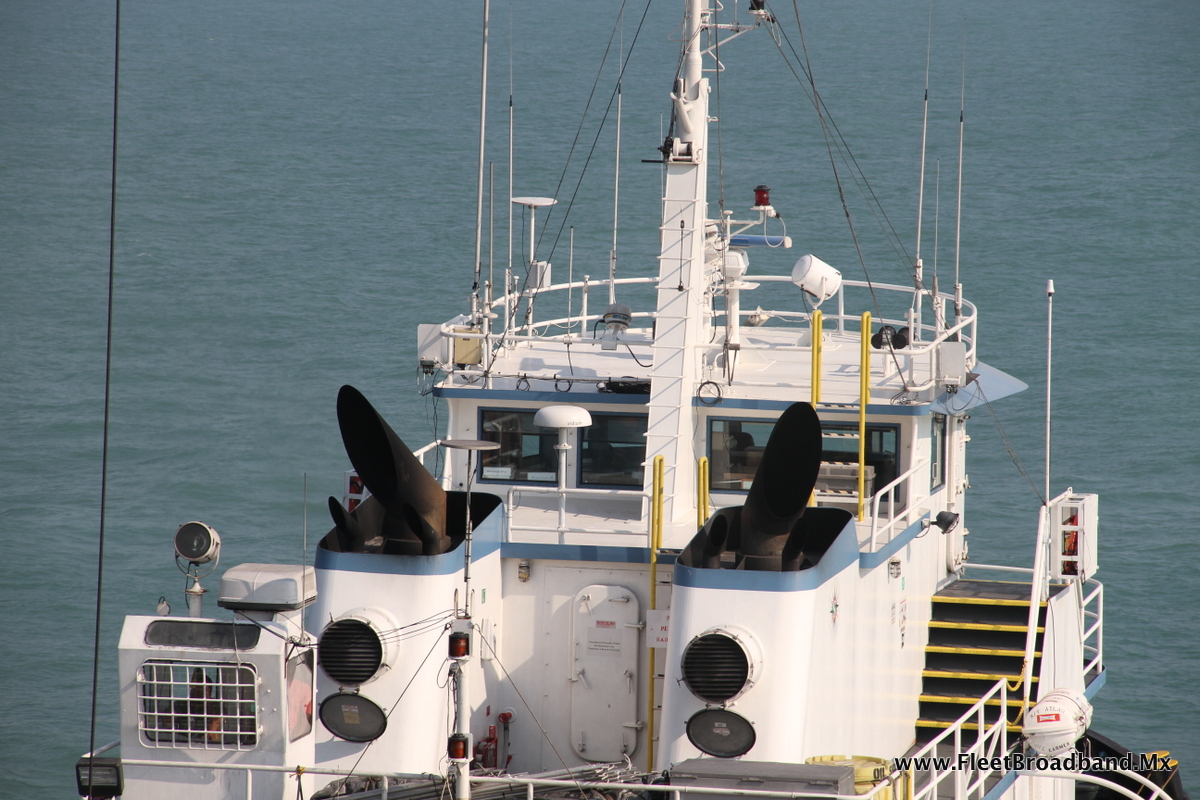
644,0 -> 711,545
912,4 -> 933,338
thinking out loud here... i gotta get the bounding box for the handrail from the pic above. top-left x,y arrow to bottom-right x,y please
647,455 -> 665,772
1081,579 -> 1104,678
857,312 -> 870,520
505,484 -> 648,542
908,677 -> 1014,800
810,309 -> 823,404
1021,498 -> 1057,711
867,459 -> 930,548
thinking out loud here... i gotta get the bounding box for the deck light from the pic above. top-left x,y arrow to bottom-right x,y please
791,254 -> 842,305
870,325 -> 909,350
76,756 -> 123,799
934,511 -> 960,533
448,732 -> 470,760
174,521 -> 221,564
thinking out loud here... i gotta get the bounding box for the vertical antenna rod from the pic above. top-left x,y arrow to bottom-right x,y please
505,11 -> 515,338
953,23 -> 966,326
609,73 -> 622,304
911,2 -> 934,341
1044,280 -> 1055,503
471,0 -> 492,321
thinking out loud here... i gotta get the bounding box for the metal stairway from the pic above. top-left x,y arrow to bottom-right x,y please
916,579 -> 1051,739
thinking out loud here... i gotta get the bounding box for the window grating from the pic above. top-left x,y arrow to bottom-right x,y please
138,660 -> 258,750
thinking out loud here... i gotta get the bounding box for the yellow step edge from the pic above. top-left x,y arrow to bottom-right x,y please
922,670 -> 1037,682
925,645 -> 1039,657
930,621 -> 1044,633
920,694 -> 1027,707
932,596 -> 1045,608
917,719 -> 1023,733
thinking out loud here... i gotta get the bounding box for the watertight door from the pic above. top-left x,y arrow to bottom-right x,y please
569,584 -> 641,761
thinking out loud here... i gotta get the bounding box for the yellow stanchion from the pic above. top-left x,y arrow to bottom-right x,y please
811,309 -> 823,404
858,312 -> 871,521
696,457 -> 710,527
646,455 -> 665,772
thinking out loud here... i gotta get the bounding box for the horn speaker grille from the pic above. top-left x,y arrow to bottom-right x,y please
681,632 -> 751,703
319,619 -> 384,686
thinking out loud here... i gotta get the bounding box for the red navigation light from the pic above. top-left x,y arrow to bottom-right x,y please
448,733 -> 470,760
449,631 -> 470,659
753,185 -> 771,208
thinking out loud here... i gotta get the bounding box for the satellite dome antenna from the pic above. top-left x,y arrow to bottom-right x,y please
173,521 -> 222,618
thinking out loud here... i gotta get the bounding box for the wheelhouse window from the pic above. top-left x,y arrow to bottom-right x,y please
479,410 -> 557,483
708,419 -> 777,491
139,660 -> 258,750
579,414 -> 647,487
708,416 -> 899,495
931,413 -> 947,490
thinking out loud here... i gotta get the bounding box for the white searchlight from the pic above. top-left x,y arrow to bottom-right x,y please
791,254 -> 842,306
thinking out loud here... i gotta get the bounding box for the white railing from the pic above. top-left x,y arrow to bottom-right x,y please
1081,578 -> 1104,679
866,459 -> 930,549
505,485 -> 649,544
907,678 -> 1015,800
439,274 -> 978,389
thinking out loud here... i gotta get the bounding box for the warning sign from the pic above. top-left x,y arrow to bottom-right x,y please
646,610 -> 669,648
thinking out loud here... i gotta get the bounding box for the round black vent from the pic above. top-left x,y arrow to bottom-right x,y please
320,693 -> 387,742
681,632 -> 750,703
319,619 -> 384,686
686,708 -> 756,758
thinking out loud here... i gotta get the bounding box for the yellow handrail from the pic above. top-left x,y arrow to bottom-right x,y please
647,455 -> 665,772
858,312 -> 871,521
696,456 -> 710,526
810,309 -> 823,404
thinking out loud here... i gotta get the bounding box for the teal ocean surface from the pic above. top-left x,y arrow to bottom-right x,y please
2,0 -> 1197,795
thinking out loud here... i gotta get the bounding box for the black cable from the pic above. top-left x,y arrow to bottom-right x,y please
87,1 -> 122,794
624,344 -> 652,367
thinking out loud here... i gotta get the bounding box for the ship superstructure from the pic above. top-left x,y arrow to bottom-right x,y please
78,2 -> 1184,800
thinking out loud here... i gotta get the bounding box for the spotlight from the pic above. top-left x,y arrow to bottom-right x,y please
934,511 -> 960,533
791,254 -> 842,304
174,521 -> 221,564
870,325 -> 909,350
76,756 -> 123,799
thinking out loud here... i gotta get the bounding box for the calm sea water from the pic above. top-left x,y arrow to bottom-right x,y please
2,0 -> 1197,795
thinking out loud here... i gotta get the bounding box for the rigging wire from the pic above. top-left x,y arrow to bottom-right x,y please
477,631 -> 588,795
87,1 -> 122,795
533,0 -> 631,257
976,382 -> 1046,506
768,2 -> 913,275
342,623 -> 449,782
768,1 -> 916,386
542,0 -> 656,264
482,0 -> 654,378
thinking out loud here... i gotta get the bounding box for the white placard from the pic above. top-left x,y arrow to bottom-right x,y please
646,609 -> 669,649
